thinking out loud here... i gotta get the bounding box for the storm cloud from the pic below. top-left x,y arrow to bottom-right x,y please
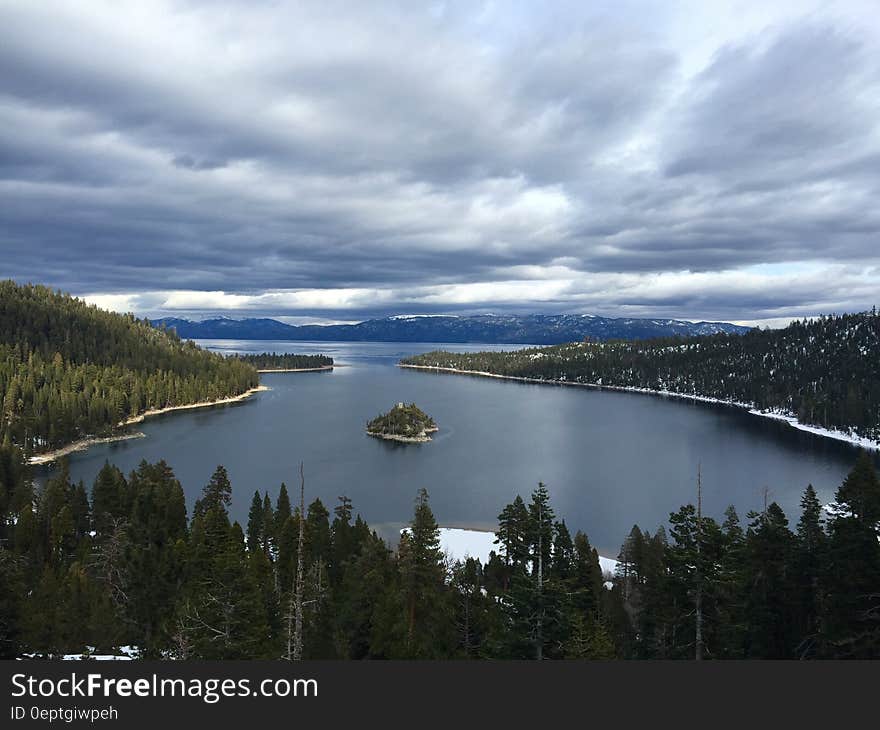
1,0 -> 878,325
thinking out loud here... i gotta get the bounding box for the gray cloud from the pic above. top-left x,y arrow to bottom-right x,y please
0,1 -> 878,325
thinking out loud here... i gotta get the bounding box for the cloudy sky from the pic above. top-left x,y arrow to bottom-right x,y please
1,0 -> 879,326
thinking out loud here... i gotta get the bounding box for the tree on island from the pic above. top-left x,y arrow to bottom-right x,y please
366,403 -> 438,441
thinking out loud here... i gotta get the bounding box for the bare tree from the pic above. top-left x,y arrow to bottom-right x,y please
87,517 -> 130,614
286,462 -> 306,662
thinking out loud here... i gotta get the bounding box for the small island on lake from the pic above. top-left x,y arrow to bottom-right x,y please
366,402 -> 439,443
233,352 -> 333,372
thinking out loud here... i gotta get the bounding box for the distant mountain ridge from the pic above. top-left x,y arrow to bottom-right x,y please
152,313 -> 751,344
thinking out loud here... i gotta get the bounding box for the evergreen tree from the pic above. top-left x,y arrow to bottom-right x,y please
275,483 -> 291,536
742,503 -> 796,658
792,485 -> 827,657
91,462 -> 128,539
195,465 -> 232,518
246,491 -> 264,553
397,488 -> 453,658
826,453 -> 880,656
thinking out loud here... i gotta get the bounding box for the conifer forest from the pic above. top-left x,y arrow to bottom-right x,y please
1,445 -> 878,659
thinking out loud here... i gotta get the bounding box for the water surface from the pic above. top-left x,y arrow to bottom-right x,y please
38,340 -> 874,554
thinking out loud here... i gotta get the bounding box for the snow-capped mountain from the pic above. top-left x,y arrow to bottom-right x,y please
152,313 -> 751,344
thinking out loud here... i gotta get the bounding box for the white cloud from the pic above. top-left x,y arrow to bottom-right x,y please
2,1 -> 879,322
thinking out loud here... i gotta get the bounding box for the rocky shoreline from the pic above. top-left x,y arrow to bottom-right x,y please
366,425 -> 439,443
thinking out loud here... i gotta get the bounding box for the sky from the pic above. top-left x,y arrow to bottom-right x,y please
1,0 -> 879,327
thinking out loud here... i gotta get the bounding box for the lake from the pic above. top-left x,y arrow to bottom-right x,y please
36,340 -> 876,555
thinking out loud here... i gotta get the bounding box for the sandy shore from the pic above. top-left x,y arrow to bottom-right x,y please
123,385 -> 269,425
29,433 -> 147,465
400,363 -> 880,451
256,365 -> 334,373
28,385 -> 269,465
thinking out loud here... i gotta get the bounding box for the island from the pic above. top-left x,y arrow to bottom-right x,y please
366,402 -> 439,443
233,352 -> 333,372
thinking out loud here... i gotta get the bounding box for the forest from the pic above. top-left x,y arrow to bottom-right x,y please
402,310 -> 880,441
0,443 -> 877,660
232,353 -> 333,370
0,282 -> 259,455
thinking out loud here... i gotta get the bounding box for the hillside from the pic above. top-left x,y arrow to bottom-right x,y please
0,281 -> 259,455
153,313 -> 750,344
402,310 -> 880,442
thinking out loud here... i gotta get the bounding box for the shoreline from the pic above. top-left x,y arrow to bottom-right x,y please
366,425 -> 439,444
256,365 -> 334,373
399,364 -> 880,451
28,385 -> 269,465
28,432 -> 147,465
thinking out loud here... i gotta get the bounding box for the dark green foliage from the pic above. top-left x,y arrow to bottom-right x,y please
825,453 -> 880,656
0,281 -> 259,455
366,402 -> 436,438
232,353 -> 333,370
403,310 -> 880,440
793,486 -> 827,657
742,504 -> 796,658
396,489 -> 455,657
0,443 -> 878,659
194,465 -> 232,518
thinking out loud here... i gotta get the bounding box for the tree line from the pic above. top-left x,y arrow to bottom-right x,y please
402,309 -> 880,441
0,281 -> 258,454
232,353 -> 333,370
1,443 -> 877,659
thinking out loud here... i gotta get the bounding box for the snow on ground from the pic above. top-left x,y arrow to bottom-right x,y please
401,366 -> 880,451
748,409 -> 880,451
437,528 -> 497,563
23,646 -> 138,661
404,527 -> 619,578
597,555 -> 619,577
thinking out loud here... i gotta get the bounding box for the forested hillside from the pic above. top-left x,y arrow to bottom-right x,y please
0,446 -> 877,659
0,281 -> 258,454
402,310 -> 880,441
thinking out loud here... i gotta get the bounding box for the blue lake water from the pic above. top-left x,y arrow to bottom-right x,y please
36,340 -> 875,555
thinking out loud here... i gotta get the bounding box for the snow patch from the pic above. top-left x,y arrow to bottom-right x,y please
598,556 -> 619,576
403,527 -> 619,575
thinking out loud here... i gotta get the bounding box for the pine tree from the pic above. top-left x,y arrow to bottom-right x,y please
246,491 -> 264,554
793,485 -> 827,657
398,488 -> 453,658
826,454 -> 880,656
494,495 -> 529,591
742,503 -> 796,658
195,465 -> 232,518
261,493 -> 274,554
275,483 -> 292,536
90,462 -> 127,539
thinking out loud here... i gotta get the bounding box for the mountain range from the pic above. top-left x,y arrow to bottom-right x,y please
151,313 -> 751,344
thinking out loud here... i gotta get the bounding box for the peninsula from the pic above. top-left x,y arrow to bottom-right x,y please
366,402 -> 438,443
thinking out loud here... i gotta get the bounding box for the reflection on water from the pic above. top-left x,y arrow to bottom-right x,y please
36,340 -> 875,555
